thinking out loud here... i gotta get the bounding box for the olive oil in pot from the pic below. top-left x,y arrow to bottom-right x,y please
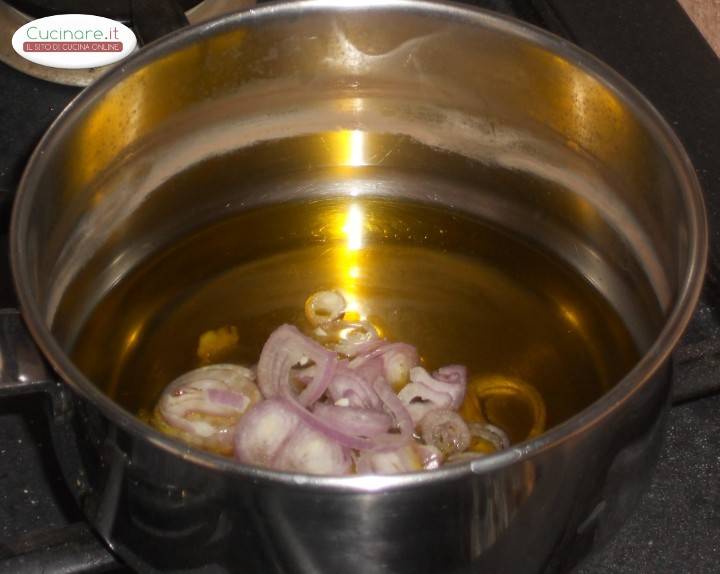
70,197 -> 639,445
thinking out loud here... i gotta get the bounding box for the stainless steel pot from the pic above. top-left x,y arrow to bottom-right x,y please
2,1 -> 707,573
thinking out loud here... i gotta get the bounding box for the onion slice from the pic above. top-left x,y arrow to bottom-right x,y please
256,324 -> 337,406
313,403 -> 392,438
305,290 -> 346,327
235,398 -> 351,474
398,365 -> 467,424
331,321 -> 382,358
154,364 -> 261,455
327,365 -> 383,410
277,377 -> 413,452
281,392 -> 376,450
469,422 -> 510,452
419,409 -> 471,456
275,425 -> 352,475
371,377 -> 414,451
355,443 -> 443,474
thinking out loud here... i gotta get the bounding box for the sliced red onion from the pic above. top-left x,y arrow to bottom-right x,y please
432,365 -> 467,408
415,444 -> 444,470
397,365 -> 467,424
355,446 -> 415,474
347,355 -> 384,386
274,425 -> 352,475
281,392 -> 376,450
331,321 -> 382,357
371,377 -> 414,451
297,360 -> 337,407
380,343 -> 419,389
419,409 -> 471,456
445,424 -> 510,464
154,364 -> 261,454
397,383 -> 452,425
234,399 -> 299,467
313,403 -> 392,438
327,366 -> 382,410
354,443 -> 442,474
156,291 -> 474,476
256,324 -> 337,406
278,376 -> 412,452
206,389 -> 251,411
349,342 -> 419,390
292,363 -> 317,386
235,398 -> 351,474
305,290 -> 346,327
469,422 -> 510,451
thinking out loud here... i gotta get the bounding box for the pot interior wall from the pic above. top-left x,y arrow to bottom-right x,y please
17,5 -> 694,407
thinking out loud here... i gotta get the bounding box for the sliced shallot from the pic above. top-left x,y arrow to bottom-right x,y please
331,321 -> 382,357
275,375 -> 413,452
275,425 -> 352,475
469,422 -> 510,452
313,403 -> 392,438
305,290 -> 346,327
398,365 -> 467,423
282,392 -> 378,450
349,342 -> 419,388
445,423 -> 511,464
234,398 -> 298,467
256,324 -> 337,406
355,443 -> 443,474
235,398 -> 351,475
419,409 -> 471,456
372,377 -> 414,450
380,343 -> 419,389
327,366 -> 383,410
154,364 -> 261,455
415,444 -> 444,470
153,290 -> 486,476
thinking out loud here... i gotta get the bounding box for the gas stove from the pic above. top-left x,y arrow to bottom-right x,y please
0,1 -> 718,572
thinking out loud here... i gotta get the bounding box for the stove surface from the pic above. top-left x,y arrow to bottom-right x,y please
0,1 -> 718,573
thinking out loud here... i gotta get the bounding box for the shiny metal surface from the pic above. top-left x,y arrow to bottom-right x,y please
0,309 -> 50,391
8,1 -> 707,572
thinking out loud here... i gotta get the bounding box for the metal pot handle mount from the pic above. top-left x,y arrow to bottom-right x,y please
0,310 -> 124,570
0,0 -> 190,509
0,309 -> 88,494
0,309 -> 62,403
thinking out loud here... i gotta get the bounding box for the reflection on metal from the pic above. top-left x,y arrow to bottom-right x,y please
348,130 -> 366,166
338,202 -> 366,318
0,309 -> 50,389
0,0 -> 254,86
466,376 -> 547,441
343,203 -> 364,251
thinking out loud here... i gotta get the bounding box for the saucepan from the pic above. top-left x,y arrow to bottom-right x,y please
1,1 -> 706,572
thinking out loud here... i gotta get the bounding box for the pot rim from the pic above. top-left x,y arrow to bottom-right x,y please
10,0 -> 707,490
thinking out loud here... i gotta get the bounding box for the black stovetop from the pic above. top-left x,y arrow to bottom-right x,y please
0,1 -> 719,572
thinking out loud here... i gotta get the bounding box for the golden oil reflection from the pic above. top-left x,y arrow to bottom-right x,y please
559,304 -> 581,330
108,322 -> 143,396
348,130 -> 366,167
337,201 -> 367,320
343,203 -> 364,250
323,126 -> 369,318
325,129 -> 367,168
